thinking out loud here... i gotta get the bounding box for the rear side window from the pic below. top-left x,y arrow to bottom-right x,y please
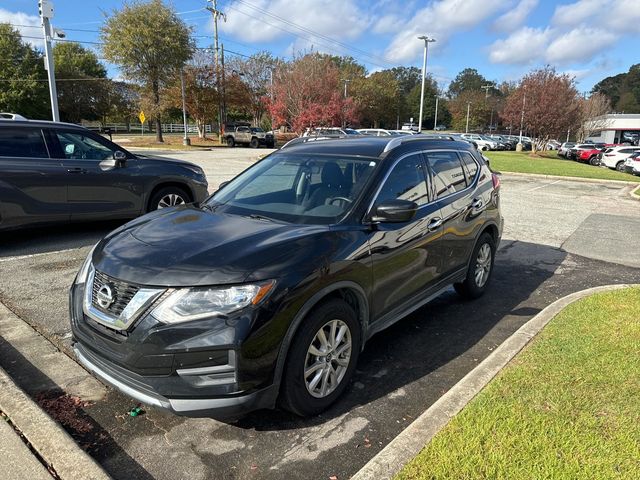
459,152 -> 479,185
0,128 -> 49,158
426,151 -> 467,198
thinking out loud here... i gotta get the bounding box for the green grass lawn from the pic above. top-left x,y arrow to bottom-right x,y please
397,287 -> 640,480
486,151 -> 640,183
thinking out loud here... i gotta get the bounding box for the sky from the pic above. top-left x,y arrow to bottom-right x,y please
2,0 -> 639,92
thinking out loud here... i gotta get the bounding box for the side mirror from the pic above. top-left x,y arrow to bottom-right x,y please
370,199 -> 418,223
113,150 -> 127,167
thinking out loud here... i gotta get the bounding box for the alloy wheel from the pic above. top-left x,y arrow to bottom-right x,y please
474,243 -> 492,288
157,194 -> 185,209
304,319 -> 352,398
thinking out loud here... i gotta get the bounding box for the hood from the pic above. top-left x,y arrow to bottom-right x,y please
134,154 -> 202,169
93,206 -> 331,286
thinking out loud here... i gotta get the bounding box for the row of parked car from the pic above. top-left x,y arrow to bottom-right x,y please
557,141 -> 640,175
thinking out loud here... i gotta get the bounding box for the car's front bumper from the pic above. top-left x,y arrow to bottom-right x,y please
73,341 -> 278,418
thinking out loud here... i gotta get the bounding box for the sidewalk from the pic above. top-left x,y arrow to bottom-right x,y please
0,414 -> 52,480
0,366 -> 111,480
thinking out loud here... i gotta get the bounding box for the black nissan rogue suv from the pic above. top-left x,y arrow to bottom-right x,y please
70,135 -> 503,418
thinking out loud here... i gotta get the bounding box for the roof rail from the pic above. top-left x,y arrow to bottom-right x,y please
382,133 -> 454,153
280,135 -> 347,149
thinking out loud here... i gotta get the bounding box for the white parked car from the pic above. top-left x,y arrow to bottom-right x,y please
302,127 -> 361,137
599,146 -> 640,171
389,130 -> 415,135
356,128 -> 393,136
623,152 -> 640,175
461,133 -> 497,151
558,142 -> 576,158
0,112 -> 28,120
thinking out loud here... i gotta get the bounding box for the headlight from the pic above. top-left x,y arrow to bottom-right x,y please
74,244 -> 97,285
151,281 -> 275,324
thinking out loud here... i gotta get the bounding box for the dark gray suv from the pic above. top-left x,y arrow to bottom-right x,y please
0,120 -> 209,231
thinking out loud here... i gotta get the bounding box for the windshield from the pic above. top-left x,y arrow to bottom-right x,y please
344,129 -> 361,135
205,153 -> 377,225
251,127 -> 264,133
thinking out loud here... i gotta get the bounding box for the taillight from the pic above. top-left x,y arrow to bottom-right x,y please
492,173 -> 500,189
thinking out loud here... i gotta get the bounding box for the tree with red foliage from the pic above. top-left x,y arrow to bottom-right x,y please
502,66 -> 581,151
267,53 -> 359,133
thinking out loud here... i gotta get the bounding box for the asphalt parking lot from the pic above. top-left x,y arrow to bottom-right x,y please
1,148 -> 639,480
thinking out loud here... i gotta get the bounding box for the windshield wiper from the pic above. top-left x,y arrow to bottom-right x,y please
246,214 -> 277,222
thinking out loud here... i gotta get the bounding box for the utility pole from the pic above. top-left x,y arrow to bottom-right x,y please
417,35 -> 436,133
465,102 -> 471,134
270,67 -> 276,142
221,43 -> 226,126
180,68 -> 190,145
206,0 -> 226,143
342,79 -> 351,98
39,0 -> 59,122
433,94 -> 439,130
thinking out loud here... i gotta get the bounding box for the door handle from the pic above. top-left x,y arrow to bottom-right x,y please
471,198 -> 484,210
427,217 -> 442,231
67,167 -> 87,174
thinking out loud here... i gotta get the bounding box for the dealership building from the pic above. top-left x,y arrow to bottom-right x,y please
586,113 -> 640,145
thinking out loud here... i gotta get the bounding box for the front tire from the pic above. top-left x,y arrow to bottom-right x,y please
589,156 -> 599,166
616,161 -> 625,172
250,137 -> 259,148
226,136 -> 235,147
280,299 -> 360,417
454,232 -> 496,299
148,186 -> 189,212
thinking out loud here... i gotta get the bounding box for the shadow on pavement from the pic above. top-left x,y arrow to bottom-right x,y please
0,220 -> 125,258
0,337 -> 155,480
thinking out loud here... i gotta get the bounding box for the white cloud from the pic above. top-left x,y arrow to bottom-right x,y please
0,9 -> 42,47
372,14 -> 404,35
552,0 -> 640,33
493,0 -> 538,32
383,0 -> 507,63
552,0 -> 605,27
489,27 -> 551,64
220,0 -> 370,44
546,27 -> 617,63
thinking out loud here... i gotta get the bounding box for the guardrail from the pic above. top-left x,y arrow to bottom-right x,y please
81,123 -> 213,134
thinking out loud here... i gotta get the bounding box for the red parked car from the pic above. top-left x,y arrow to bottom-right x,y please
576,147 -> 603,165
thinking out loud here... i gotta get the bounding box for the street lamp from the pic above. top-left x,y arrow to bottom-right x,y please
180,69 -> 190,146
465,102 -> 471,133
518,87 -> 527,150
417,35 -> 436,133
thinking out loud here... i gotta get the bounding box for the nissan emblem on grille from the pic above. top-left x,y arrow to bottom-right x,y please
96,284 -> 115,309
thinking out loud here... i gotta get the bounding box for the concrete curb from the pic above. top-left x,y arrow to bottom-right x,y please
0,367 -> 111,479
499,171 -> 638,186
351,284 -> 638,480
629,185 -> 640,200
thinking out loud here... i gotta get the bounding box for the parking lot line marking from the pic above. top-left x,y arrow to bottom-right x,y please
526,179 -> 562,192
0,248 -> 84,263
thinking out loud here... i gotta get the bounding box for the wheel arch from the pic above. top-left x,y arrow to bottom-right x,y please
146,181 -> 194,211
272,281 -> 369,388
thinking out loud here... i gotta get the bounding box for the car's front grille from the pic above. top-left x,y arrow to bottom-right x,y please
91,270 -> 139,316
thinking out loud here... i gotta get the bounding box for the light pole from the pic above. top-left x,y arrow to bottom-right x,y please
180,69 -> 190,146
518,88 -> 527,145
417,35 -> 436,133
433,94 -> 439,130
39,0 -> 59,122
465,102 -> 471,133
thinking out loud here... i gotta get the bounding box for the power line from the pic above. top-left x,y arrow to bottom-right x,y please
0,77 -> 112,82
231,0 -> 398,67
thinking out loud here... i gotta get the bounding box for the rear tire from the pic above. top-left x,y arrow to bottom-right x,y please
454,232 -> 496,299
280,299 -> 360,417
